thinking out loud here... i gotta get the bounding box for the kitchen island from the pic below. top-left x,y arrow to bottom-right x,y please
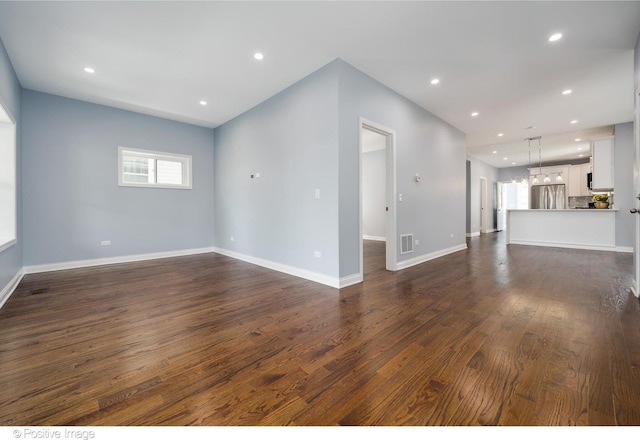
506,209 -> 619,252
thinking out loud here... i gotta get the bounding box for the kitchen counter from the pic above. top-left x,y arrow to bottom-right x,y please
507,208 -> 618,251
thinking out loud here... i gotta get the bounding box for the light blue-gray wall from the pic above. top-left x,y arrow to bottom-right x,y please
0,36 -> 21,292
614,121 -> 634,248
213,61 -> 340,278
213,58 -> 466,280
22,90 -> 214,266
362,149 -> 386,239
466,155 -> 499,235
337,60 -> 467,276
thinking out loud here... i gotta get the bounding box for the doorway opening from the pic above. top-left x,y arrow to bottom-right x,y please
633,85 -> 640,298
359,119 -> 396,278
480,177 -> 488,234
497,179 -> 529,231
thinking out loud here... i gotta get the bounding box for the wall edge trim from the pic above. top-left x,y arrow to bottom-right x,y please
213,247 -> 340,289
508,240 -> 620,252
23,247 -> 216,274
0,269 -> 24,310
396,244 -> 468,270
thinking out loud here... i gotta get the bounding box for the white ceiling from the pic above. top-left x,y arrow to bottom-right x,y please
0,1 -> 639,168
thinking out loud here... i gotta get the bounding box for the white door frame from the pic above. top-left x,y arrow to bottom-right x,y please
480,177 -> 488,234
496,181 -> 505,232
633,85 -> 640,298
359,118 -> 397,275
0,97 -> 17,253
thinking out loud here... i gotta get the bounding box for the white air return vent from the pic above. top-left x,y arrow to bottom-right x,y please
400,234 -> 414,254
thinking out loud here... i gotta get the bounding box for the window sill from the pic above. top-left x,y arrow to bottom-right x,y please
0,238 -> 17,254
118,182 -> 192,190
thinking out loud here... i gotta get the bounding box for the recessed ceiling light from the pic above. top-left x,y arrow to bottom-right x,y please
503,157 -> 508,160
83,67 -> 95,74
254,52 -> 264,60
562,89 -> 572,95
512,162 -> 516,165
199,100 -> 207,106
579,154 -> 584,157
570,120 -> 578,124
548,33 -> 563,42
471,112 -> 479,117
574,138 -> 581,142
430,78 -> 440,85
577,147 -> 583,151
492,150 -> 498,154
498,133 -> 504,137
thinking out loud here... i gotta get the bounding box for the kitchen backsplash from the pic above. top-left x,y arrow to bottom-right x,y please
568,195 -> 614,208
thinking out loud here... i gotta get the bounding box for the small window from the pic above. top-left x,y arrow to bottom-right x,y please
118,147 -> 192,189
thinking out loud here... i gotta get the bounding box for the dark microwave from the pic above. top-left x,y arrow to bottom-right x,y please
587,172 -> 592,190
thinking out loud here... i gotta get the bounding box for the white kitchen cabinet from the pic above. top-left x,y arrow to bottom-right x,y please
591,136 -> 614,190
568,163 -> 592,197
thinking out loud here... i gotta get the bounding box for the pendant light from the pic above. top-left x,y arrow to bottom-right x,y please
528,136 -> 542,185
537,137 -> 543,178
528,137 -> 535,184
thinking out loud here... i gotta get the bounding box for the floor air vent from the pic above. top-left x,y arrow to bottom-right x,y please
400,234 -> 414,254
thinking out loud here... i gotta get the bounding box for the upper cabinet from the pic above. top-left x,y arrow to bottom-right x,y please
591,136 -> 614,191
568,163 -> 592,197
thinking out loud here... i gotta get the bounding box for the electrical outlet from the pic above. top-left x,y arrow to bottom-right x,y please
314,251 -> 321,258
101,240 -> 111,246
314,189 -> 320,199
230,236 -> 235,242
450,233 -> 454,238
415,239 -> 419,246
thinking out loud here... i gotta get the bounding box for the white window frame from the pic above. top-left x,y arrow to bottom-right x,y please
0,98 -> 17,254
118,146 -> 192,189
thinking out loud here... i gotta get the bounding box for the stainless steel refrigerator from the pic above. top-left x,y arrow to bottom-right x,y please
530,184 -> 566,209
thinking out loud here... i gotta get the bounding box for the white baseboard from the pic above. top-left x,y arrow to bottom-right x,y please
363,235 -> 386,242
616,246 -> 634,253
396,244 -> 468,270
467,232 -> 480,238
212,247 -> 342,289
0,269 -> 24,310
631,280 -> 639,298
23,247 -> 216,274
339,273 -> 363,288
508,239 -> 619,252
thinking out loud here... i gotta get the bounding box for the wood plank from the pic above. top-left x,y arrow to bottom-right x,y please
0,235 -> 637,425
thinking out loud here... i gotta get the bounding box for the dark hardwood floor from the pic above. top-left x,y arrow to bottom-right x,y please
1,232 -> 639,426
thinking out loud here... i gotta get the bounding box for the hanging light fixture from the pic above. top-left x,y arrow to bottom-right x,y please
537,137 -> 543,179
528,136 -> 542,185
528,137 -> 535,184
